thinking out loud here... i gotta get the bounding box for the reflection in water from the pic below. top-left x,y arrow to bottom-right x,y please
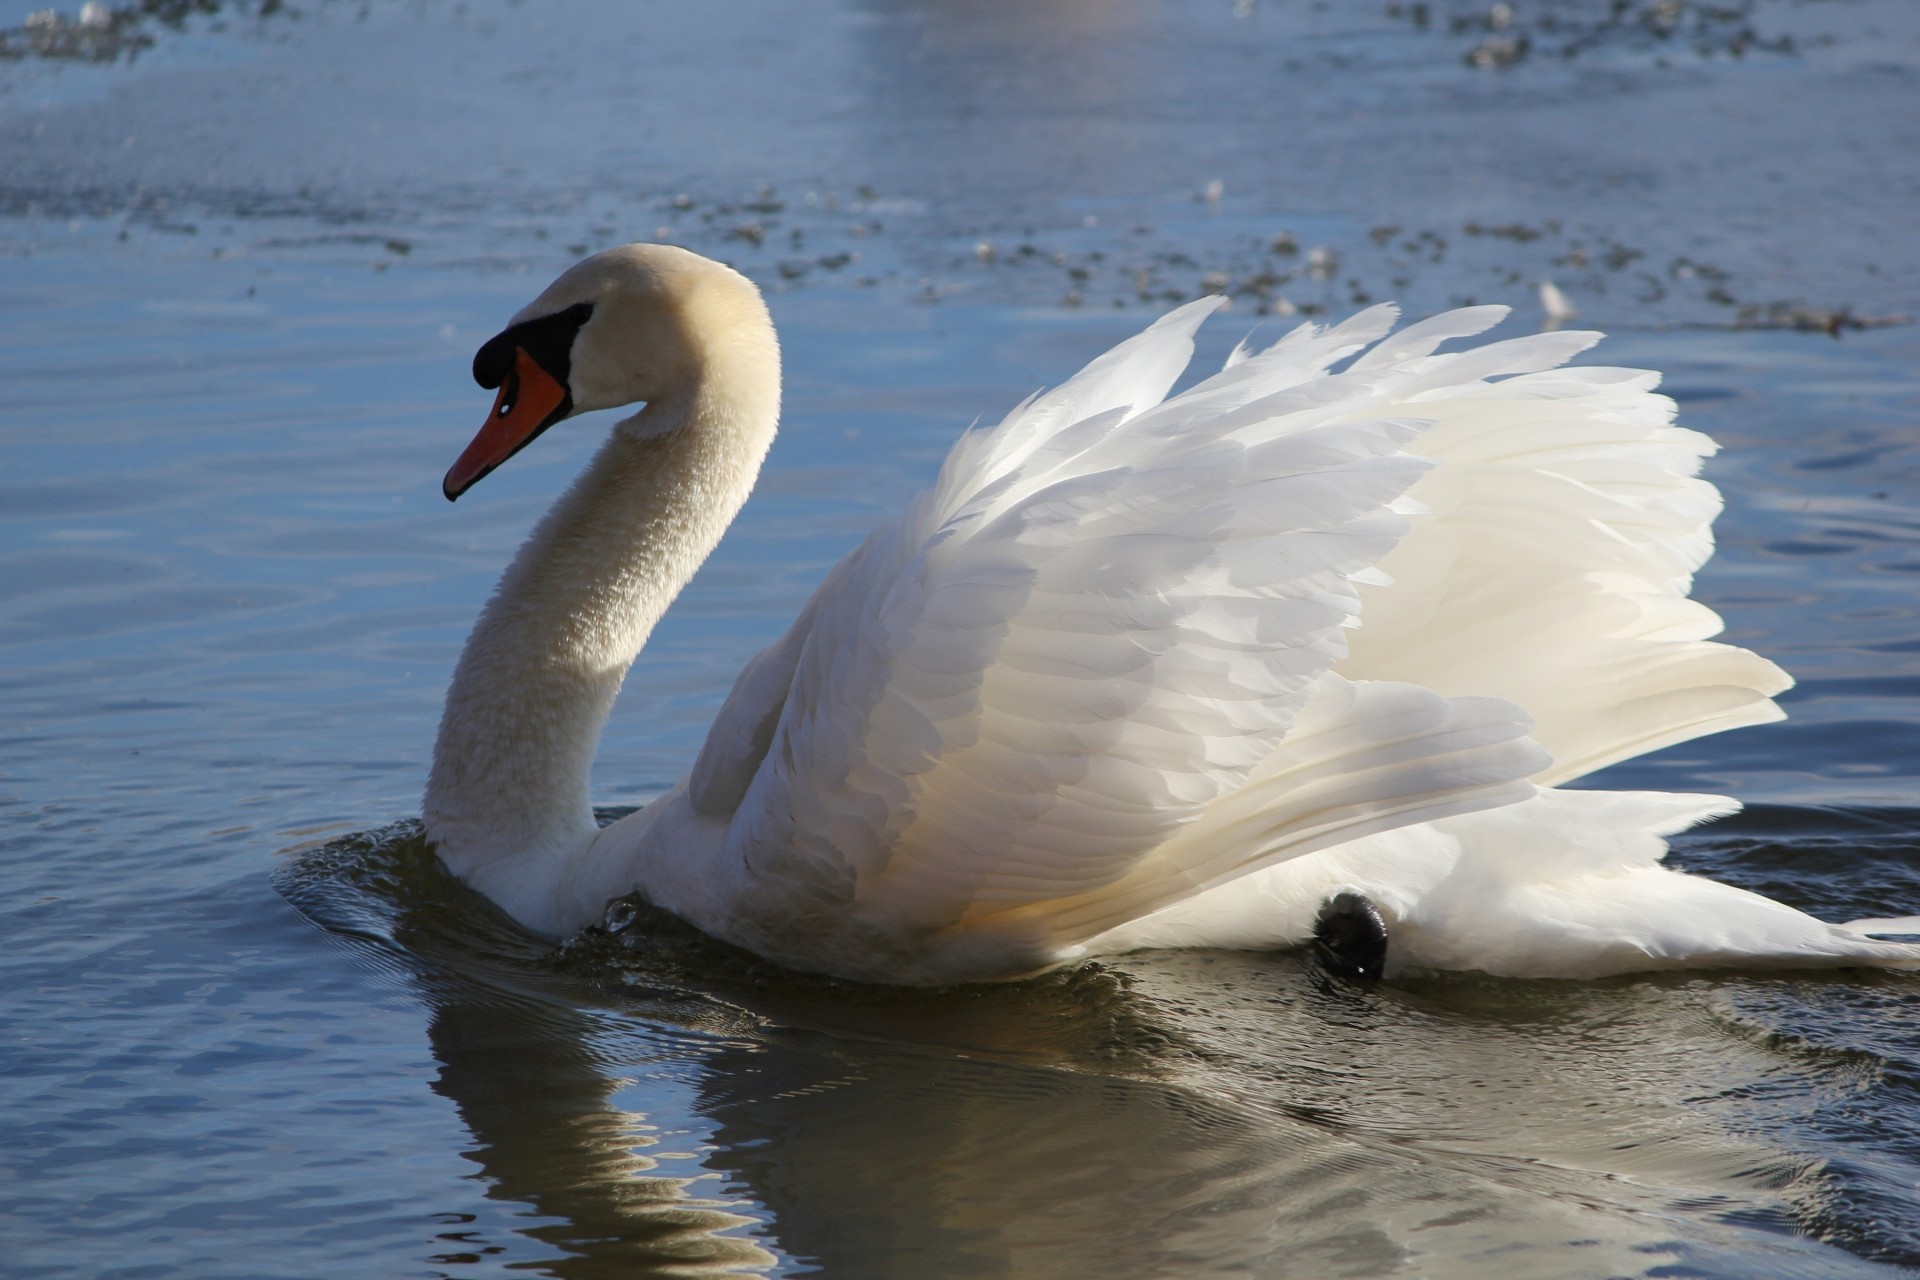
280,823 -> 1912,1279
426,999 -> 779,1276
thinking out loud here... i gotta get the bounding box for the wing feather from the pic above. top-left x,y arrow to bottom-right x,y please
1333,349 -> 1791,781
676,301 -> 1784,981
688,307 -> 1559,970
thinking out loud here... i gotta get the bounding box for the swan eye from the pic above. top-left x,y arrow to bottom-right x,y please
496,369 -> 521,418
472,301 -> 594,391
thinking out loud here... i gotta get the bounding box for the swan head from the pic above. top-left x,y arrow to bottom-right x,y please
445,243 -> 775,500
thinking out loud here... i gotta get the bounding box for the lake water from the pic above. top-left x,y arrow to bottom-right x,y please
5,2 -> 1920,1276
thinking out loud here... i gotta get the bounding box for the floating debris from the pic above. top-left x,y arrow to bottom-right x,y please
1734,303 -> 1910,336
1466,35 -> 1528,68
1539,280 -> 1577,329
1,2 -> 145,60
1390,0 -> 1803,68
1,0 -> 292,63
1464,221 -> 1545,242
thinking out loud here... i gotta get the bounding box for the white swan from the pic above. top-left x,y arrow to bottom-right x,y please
424,243 -> 1920,984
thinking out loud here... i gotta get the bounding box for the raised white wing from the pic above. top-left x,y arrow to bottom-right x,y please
1335,318 -> 1792,781
685,302 -> 1553,975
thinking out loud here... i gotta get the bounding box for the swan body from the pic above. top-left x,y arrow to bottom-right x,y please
425,244 -> 1920,984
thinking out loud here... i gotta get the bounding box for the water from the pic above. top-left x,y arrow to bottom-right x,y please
5,2 -> 1920,1276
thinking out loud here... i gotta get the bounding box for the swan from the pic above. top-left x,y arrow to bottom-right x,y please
423,243 -> 1920,984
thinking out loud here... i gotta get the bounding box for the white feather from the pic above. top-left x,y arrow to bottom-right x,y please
1096,790 -> 1920,976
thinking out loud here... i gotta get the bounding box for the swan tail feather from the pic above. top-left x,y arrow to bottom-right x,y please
1389,791 -> 1920,976
1393,790 -> 1920,976
1842,916 -> 1920,939
1090,789 -> 1920,975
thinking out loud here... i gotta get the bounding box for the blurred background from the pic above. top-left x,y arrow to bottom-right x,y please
4,2 -> 1920,1277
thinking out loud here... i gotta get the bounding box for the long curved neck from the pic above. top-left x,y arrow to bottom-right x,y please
425,359 -> 778,929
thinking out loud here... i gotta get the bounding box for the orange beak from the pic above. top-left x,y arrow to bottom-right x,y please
444,347 -> 572,500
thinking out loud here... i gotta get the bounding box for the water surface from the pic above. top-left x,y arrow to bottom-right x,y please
5,2 -> 1920,1276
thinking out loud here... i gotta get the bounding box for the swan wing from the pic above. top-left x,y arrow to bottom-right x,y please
687,299 -> 1233,817
691,303 -> 1553,975
687,299 -> 1418,816
1336,342 -> 1792,781
691,301 -> 1221,817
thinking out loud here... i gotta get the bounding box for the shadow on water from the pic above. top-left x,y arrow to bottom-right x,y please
276,812 -> 1920,1279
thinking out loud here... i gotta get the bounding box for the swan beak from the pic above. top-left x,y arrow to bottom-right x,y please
444,348 -> 573,500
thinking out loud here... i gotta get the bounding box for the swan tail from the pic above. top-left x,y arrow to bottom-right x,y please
1844,915 -> 1920,937
1098,789 -> 1920,976
1396,790 -> 1920,976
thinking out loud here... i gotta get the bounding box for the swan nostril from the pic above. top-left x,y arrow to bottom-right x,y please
1313,892 -> 1389,981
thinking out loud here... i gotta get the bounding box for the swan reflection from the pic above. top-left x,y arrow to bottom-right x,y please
283,826 -> 1881,1278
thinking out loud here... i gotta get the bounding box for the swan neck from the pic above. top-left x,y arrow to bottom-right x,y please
425,358 -> 778,930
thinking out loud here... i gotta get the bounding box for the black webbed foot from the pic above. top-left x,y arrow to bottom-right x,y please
1313,892 -> 1389,981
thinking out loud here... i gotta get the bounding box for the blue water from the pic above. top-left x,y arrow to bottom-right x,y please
6,2 -> 1920,1276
